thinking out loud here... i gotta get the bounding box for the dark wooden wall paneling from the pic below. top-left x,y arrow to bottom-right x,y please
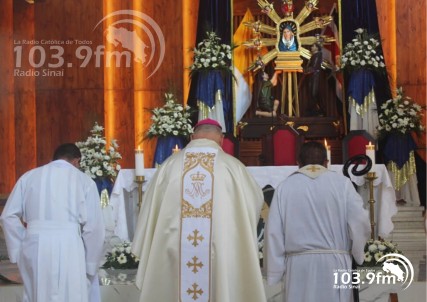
0,0 -> 16,193
13,2 -> 36,179
0,0 -> 185,194
396,0 -> 426,158
34,1 -> 105,165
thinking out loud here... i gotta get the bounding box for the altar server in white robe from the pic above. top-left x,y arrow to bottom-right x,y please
265,141 -> 370,302
132,119 -> 266,302
0,143 -> 105,302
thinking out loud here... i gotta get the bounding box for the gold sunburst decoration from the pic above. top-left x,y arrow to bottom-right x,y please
244,0 -> 335,72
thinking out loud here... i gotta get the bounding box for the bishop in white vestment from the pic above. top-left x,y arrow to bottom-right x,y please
0,144 -> 105,302
132,119 -> 266,302
265,142 -> 370,302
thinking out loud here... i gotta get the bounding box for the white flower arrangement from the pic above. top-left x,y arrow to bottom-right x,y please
340,28 -> 386,72
102,241 -> 139,269
76,122 -> 122,179
189,31 -> 234,77
377,87 -> 424,138
146,93 -> 194,139
362,239 -> 402,267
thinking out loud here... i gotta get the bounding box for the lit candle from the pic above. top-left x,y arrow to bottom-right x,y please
324,139 -> 331,168
366,141 -> 376,167
172,144 -> 180,154
135,147 -> 144,176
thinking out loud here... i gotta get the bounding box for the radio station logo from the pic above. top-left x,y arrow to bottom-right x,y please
13,10 -> 165,79
333,254 -> 414,290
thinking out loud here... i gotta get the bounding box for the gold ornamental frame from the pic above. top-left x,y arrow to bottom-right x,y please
243,0 -> 337,117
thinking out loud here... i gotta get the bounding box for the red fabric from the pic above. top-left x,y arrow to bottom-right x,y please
273,130 -> 297,165
347,136 -> 370,159
221,138 -> 235,156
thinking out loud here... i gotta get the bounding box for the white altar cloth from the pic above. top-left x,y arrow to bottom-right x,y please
109,165 -> 397,241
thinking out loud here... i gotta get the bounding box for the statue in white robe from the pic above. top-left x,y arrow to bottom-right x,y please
0,144 -> 105,302
132,119 -> 267,302
264,141 -> 370,302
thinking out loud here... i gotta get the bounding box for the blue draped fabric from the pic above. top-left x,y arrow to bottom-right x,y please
383,134 -> 417,169
347,69 -> 375,106
94,177 -> 113,196
342,0 -> 380,43
153,136 -> 186,166
196,71 -> 225,108
186,0 -> 232,132
342,0 -> 391,110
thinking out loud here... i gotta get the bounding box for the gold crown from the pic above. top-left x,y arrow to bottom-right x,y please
191,171 -> 206,182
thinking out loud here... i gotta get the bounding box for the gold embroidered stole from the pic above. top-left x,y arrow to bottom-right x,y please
180,147 -> 217,302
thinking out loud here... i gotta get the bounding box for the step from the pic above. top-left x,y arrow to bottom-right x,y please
392,214 -> 425,222
391,230 -> 426,239
391,238 -> 426,251
397,242 -> 426,252
402,252 -> 426,262
393,210 -> 425,218
392,220 -> 426,229
395,206 -> 425,212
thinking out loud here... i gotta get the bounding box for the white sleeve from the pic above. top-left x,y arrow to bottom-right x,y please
264,188 -> 286,285
0,179 -> 26,263
347,181 -> 371,264
81,181 -> 106,276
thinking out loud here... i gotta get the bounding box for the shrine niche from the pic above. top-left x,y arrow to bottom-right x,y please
243,0 -> 336,117
233,0 -> 344,166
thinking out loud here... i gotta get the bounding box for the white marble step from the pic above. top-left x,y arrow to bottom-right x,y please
391,229 -> 426,238
389,205 -> 426,258
397,242 -> 426,252
394,206 -> 425,217
392,220 -> 425,230
396,206 -> 425,212
391,206 -> 425,230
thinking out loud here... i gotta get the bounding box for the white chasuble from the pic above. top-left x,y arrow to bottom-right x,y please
180,147 -> 217,302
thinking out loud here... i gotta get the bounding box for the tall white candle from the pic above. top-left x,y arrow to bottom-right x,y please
324,139 -> 331,168
135,148 -> 144,176
366,141 -> 376,168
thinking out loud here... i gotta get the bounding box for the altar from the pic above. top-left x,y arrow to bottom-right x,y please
108,164 -> 397,242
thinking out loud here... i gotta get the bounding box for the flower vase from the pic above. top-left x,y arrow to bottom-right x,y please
347,69 -> 379,136
383,133 -> 418,195
93,177 -> 115,242
347,69 -> 375,108
153,136 -> 186,167
383,134 -> 417,170
196,70 -> 227,130
196,70 -> 225,109
100,268 -> 137,285
94,177 -> 114,197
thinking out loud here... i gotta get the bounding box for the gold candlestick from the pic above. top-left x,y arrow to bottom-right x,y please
135,175 -> 146,211
365,172 -> 377,240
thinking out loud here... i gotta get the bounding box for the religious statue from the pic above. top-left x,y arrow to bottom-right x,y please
278,23 -> 298,52
281,0 -> 294,17
244,0 -> 336,116
303,43 -> 324,116
255,70 -> 281,117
